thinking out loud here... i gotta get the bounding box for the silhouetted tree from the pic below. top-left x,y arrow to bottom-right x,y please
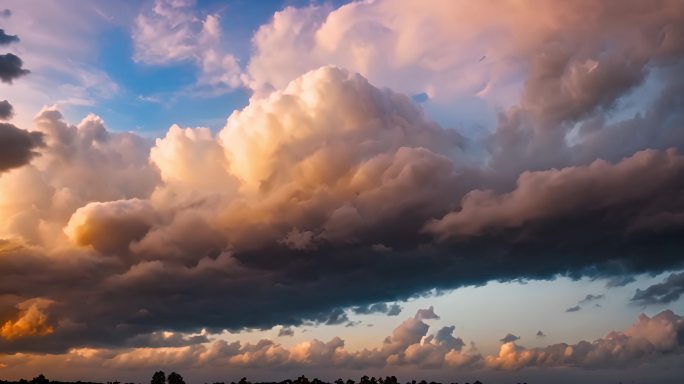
30,375 -> 49,384
167,372 -> 185,384
151,371 -> 166,384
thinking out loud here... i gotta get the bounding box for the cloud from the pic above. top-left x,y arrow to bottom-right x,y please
352,303 -> 402,317
0,53 -> 30,83
580,294 -> 605,304
0,29 -> 19,45
536,331 -> 546,338
0,63 -> 683,355
486,310 -> 684,370
632,271 -> 684,305
606,275 -> 636,288
565,305 -> 582,313
0,9 -> 10,18
1,309 -> 679,374
0,100 -> 14,120
278,327 -> 294,337
0,122 -> 44,173
499,333 -> 520,343
132,0 -> 242,92
425,148 -> 684,239
0,298 -> 54,340
414,306 -> 440,321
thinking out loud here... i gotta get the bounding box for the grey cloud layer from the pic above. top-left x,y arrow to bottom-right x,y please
632,272 -> 684,305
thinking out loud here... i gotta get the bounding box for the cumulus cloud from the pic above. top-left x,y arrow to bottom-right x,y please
0,122 -> 44,173
414,306 -> 440,321
486,310 -> 684,370
0,53 -> 30,83
632,271 -> 684,305
499,334 -> 520,343
0,99 -> 13,120
1,309 -> 680,374
0,29 -> 19,45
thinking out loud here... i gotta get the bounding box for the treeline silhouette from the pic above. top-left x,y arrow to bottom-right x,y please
2,372 -> 534,384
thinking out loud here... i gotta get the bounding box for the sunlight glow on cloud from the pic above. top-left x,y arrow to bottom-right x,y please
1,0 -> 684,381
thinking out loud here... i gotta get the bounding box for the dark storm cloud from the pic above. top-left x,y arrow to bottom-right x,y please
0,100 -> 13,120
0,53 -> 29,83
0,29 -> 19,45
0,122 -> 44,172
632,272 -> 684,305
499,333 -> 520,343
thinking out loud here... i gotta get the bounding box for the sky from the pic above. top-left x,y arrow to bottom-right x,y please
1,0 -> 684,383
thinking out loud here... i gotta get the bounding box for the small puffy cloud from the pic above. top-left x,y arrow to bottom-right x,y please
565,305 -> 582,313
0,9 -> 10,18
0,122 -> 44,173
0,29 -> 19,45
0,53 -> 29,83
387,304 -> 402,316
499,333 -> 520,343
0,99 -> 14,120
278,327 -> 294,337
414,306 -> 440,320
536,330 -> 546,338
0,298 -> 54,340
632,271 -> 684,305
